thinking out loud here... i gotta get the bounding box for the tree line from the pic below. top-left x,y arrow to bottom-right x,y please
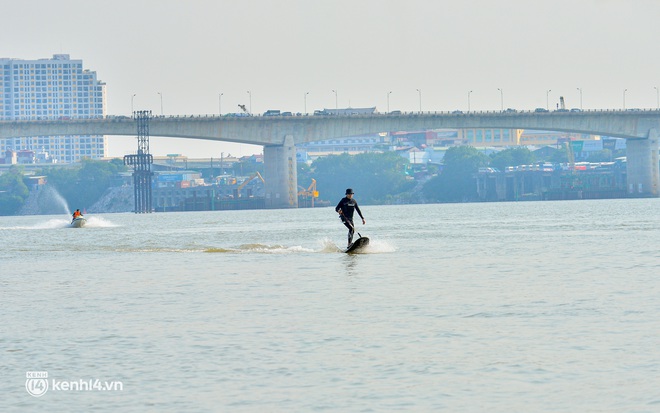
0,166 -> 29,215
298,148 -> 495,204
0,159 -> 127,216
300,145 -> 619,204
298,152 -> 416,205
0,145 -> 624,216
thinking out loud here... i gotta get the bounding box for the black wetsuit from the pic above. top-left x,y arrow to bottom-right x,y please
335,197 -> 364,245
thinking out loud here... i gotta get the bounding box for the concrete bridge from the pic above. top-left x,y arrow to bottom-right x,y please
1,109 -> 659,207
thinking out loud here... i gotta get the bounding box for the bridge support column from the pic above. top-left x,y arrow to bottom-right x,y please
264,135 -> 298,208
626,129 -> 659,197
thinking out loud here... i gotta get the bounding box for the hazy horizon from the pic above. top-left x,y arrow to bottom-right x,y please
4,0 -> 660,158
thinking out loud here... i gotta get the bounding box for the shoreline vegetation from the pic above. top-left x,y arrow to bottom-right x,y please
0,146 -> 639,216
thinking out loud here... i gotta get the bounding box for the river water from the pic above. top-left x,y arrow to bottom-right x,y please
1,199 -> 659,412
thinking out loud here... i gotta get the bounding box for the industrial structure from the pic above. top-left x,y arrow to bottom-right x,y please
123,111 -> 153,213
476,161 -> 628,201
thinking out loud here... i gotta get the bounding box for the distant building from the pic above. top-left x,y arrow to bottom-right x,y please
0,54 -> 107,163
519,130 -> 595,146
1,149 -> 16,164
568,138 -> 626,160
297,133 -> 390,162
458,128 -> 523,147
398,146 -> 429,164
240,154 -> 263,164
297,124 -> 611,165
16,149 -> 36,164
437,128 -> 601,148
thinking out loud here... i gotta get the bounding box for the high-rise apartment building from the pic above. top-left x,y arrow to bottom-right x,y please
0,54 -> 107,163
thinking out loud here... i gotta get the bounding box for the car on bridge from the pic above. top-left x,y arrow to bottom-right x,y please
534,108 -> 549,113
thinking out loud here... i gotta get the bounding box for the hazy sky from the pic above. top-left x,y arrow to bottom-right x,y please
4,0 -> 660,157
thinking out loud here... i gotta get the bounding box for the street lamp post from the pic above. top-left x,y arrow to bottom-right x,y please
131,94 -> 136,115
157,92 -> 163,116
387,91 -> 392,113
218,93 -> 223,115
546,89 -> 552,110
468,90 -> 473,112
332,89 -> 338,110
497,88 -> 503,111
623,89 -> 627,110
247,91 -> 252,114
304,92 -> 309,114
577,87 -> 583,110
654,86 -> 659,110
416,88 -> 422,113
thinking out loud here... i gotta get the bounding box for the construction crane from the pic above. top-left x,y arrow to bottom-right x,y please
234,171 -> 264,198
297,179 -> 319,207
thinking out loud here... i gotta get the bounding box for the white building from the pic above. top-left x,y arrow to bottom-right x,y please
297,133 -> 390,162
0,54 -> 107,163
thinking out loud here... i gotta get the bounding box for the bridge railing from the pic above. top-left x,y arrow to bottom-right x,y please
2,108 -> 660,122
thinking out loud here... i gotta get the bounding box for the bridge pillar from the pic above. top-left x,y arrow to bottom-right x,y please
626,129 -> 659,197
264,135 -> 298,208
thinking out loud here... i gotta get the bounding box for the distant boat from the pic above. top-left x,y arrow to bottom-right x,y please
70,216 -> 87,228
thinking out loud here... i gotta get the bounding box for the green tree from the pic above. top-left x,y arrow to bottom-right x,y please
548,147 -> 569,164
40,159 -> 127,210
586,149 -> 613,162
231,160 -> 263,177
310,152 -> 413,204
0,166 -> 30,215
297,161 -> 313,190
489,147 -> 535,171
423,146 -> 489,202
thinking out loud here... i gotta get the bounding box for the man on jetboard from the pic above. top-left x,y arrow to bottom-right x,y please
335,188 -> 366,247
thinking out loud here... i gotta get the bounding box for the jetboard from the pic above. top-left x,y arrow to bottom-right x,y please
345,236 -> 370,253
